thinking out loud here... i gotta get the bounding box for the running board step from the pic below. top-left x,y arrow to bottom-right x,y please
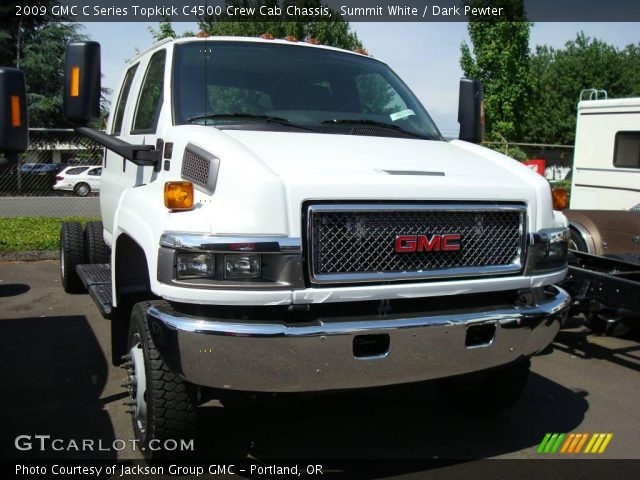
76,264 -> 112,318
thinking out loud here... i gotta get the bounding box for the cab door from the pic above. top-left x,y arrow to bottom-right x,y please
101,48 -> 168,236
122,48 -> 167,187
101,62 -> 139,235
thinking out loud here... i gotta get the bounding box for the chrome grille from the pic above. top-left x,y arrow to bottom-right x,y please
307,204 -> 526,284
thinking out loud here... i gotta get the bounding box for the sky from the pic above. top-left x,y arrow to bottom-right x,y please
82,21 -> 640,137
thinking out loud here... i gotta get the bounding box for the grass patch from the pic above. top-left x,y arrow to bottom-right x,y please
0,217 -> 98,253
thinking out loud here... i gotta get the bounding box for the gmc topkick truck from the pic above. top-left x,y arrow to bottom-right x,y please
54,36 -> 570,456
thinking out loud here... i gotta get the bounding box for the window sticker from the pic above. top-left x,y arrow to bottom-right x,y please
390,109 -> 415,121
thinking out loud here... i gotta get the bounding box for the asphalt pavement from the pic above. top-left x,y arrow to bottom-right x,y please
1,261 -> 639,471
0,197 -> 100,218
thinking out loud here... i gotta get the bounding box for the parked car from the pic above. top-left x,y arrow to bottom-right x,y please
53,165 -> 102,196
20,162 -> 66,174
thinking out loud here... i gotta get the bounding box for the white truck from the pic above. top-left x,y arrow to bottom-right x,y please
56,36 -> 570,456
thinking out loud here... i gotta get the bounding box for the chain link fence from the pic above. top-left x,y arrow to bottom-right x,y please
483,142 -> 574,182
0,129 -> 103,196
0,129 -> 103,218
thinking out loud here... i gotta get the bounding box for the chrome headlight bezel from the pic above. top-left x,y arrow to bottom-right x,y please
526,227 -> 570,274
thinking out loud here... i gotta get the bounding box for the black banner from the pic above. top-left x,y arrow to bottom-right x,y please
5,459 -> 640,480
10,0 -> 640,22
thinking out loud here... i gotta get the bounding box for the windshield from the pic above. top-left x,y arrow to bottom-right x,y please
172,41 -> 442,141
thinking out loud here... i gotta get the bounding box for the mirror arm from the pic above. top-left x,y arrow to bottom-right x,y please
75,126 -> 161,167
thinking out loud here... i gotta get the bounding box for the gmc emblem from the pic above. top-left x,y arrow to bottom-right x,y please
395,234 -> 462,252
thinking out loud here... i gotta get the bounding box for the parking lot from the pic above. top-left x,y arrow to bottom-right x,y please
1,261 -> 639,467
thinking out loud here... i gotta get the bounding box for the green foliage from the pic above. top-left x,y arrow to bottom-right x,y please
460,0 -> 531,142
0,217 -> 98,252
0,4 -> 112,128
486,144 -> 528,161
0,1 -> 61,67
198,0 -> 363,50
522,33 -> 640,144
19,23 -> 88,128
148,21 -> 178,41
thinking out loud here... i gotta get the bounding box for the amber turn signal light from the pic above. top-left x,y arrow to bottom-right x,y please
164,181 -> 194,211
10,95 -> 21,127
70,66 -> 80,97
552,187 -> 568,210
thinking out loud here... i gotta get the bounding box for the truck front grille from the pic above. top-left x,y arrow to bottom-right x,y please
306,204 -> 526,284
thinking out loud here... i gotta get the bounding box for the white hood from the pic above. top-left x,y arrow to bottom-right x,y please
218,130 -> 553,236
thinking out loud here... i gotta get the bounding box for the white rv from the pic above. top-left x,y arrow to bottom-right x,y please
570,95 -> 640,211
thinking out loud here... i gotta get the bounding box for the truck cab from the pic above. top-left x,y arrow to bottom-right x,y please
59,36 -> 570,457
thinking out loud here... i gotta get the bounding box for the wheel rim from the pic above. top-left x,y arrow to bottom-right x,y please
127,336 -> 148,434
60,241 -> 65,281
77,184 -> 89,196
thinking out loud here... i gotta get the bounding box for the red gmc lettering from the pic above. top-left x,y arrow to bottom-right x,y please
442,234 -> 461,251
395,235 -> 416,252
395,234 -> 461,252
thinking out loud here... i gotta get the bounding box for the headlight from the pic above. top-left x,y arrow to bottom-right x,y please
528,228 -> 570,272
176,253 -> 215,279
224,254 -> 261,279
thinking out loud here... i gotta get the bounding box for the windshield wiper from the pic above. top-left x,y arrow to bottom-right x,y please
320,119 -> 428,140
187,113 -> 317,132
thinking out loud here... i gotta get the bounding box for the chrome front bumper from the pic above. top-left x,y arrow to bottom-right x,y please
147,286 -> 570,392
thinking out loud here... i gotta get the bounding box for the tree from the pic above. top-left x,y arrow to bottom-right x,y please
198,0 -> 363,50
0,1 -> 61,68
460,0 -> 531,142
1,1 -> 110,128
19,22 -> 94,127
522,33 -> 640,144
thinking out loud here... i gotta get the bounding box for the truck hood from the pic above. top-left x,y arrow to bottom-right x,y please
171,127 -> 554,236
224,130 -> 525,186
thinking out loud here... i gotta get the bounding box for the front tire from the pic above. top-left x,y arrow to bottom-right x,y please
439,359 -> 531,412
60,221 -> 85,293
125,301 -> 198,459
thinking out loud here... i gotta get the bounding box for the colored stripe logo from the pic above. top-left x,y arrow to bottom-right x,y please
538,433 -> 613,454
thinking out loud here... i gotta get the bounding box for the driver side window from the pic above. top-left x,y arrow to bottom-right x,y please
132,50 -> 166,134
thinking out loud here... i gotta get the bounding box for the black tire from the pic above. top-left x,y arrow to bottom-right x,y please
74,182 -> 91,197
126,301 -> 198,459
60,221 -> 85,293
439,359 -> 531,412
569,228 -> 588,252
84,220 -> 110,264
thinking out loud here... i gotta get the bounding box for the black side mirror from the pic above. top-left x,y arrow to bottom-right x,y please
458,78 -> 484,144
0,67 -> 28,154
64,41 -> 101,124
